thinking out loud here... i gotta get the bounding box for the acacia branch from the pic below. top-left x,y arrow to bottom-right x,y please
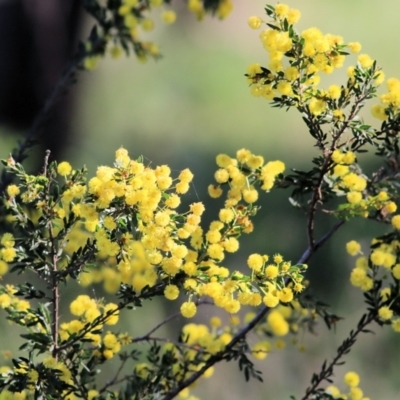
299,219 -> 345,264
161,221 -> 346,400
300,311 -> 376,400
161,303 -> 270,400
306,90 -> 372,248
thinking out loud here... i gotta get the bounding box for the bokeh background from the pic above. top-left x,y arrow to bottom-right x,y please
0,1 -> 400,398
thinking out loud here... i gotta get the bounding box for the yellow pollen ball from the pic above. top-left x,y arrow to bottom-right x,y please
347,42 -> 362,53
181,302 -> 197,318
344,371 -> 360,387
248,16 -> 262,29
164,285 -> 180,300
358,54 -> 374,69
7,185 -> 20,197
265,265 -> 278,279
391,215 -> 400,230
161,10 -> 176,24
57,161 -> 72,176
247,254 -> 264,272
346,240 -> 361,256
378,306 -> 393,320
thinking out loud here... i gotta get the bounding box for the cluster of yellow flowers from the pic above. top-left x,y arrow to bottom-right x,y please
248,299 -> 316,356
372,77 -> 400,120
84,0 -> 234,69
1,148 -> 304,325
326,371 -> 370,400
178,304 -> 312,366
0,358 -> 100,400
0,362 -> 36,400
347,232 -> 400,333
116,0 -> 178,59
0,233 -> 17,263
329,149 -> 397,218
0,285 -> 30,315
208,148 -> 285,201
66,147 -> 301,319
60,295 -> 122,359
246,3 -> 386,120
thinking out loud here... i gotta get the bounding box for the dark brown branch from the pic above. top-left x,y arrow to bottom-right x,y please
299,219 -> 345,264
161,303 -> 271,400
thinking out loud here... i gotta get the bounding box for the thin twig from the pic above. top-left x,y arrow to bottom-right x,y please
131,299 -> 213,344
41,151 -> 60,358
99,303 -> 214,395
300,311 -> 376,400
99,356 -> 130,394
135,336 -> 208,352
299,219 -> 345,264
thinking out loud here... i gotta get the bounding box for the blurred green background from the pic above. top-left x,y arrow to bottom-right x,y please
1,0 -> 400,398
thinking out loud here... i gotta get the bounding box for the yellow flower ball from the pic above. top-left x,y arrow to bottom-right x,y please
164,284 -> 180,300
1,248 -> 16,262
161,10 -> 177,24
208,185 -> 223,198
374,69 -> 385,86
248,16 -> 262,29
223,237 -> 239,253
181,302 -> 197,318
287,8 -> 301,25
347,42 -> 362,53
267,310 -> 289,336
346,240 -> 361,256
278,288 -> 293,303
265,265 -> 279,279
342,151 -> 356,165
371,104 -> 387,121
275,4 -> 289,18
263,293 -> 279,308
358,54 -> 374,69
392,264 -> 400,280
247,253 -> 264,272
378,306 -> 393,321
328,84 -> 341,99
383,201 -> 397,214
309,98 -> 327,116
57,161 -> 72,176
391,215 -> 400,230
392,318 -> 400,332
242,188 -> 259,203
331,150 -> 343,164
6,184 -> 20,197
0,260 -> 8,276
347,191 -> 362,204
344,371 -> 360,387
1,233 -> 15,248
325,385 -> 341,397
141,18 -> 154,31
